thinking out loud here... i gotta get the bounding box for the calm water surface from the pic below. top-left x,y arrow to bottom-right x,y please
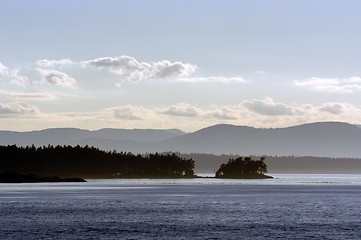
1,174 -> 361,239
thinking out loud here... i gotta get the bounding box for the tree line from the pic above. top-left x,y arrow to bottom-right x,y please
0,145 -> 195,178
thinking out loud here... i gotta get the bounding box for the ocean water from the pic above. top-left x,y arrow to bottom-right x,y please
1,174 -> 361,239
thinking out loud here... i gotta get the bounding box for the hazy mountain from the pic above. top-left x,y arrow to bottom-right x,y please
1,122 -> 361,158
160,122 -> 361,157
0,128 -> 185,148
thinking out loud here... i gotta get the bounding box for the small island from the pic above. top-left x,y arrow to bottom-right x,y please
215,156 -> 273,179
0,172 -> 86,183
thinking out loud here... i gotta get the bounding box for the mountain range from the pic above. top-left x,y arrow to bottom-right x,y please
1,122 -> 361,158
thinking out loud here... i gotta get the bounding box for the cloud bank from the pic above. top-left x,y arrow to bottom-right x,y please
177,77 -> 246,83
1,99 -> 360,131
295,77 -> 361,93
0,90 -> 56,101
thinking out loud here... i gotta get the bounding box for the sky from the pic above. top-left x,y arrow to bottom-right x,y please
1,0 -> 361,132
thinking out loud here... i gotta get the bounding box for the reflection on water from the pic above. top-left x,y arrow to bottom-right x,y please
1,174 -> 361,239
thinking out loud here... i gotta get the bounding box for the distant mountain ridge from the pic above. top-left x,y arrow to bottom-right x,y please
0,128 -> 185,147
1,122 -> 361,158
161,122 -> 361,157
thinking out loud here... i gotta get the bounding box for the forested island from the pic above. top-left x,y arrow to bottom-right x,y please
215,156 -> 272,179
0,145 -> 272,181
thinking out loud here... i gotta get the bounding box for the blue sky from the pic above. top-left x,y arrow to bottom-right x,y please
1,0 -> 361,131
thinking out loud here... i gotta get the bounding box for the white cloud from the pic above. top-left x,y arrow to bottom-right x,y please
81,56 -> 197,82
161,103 -> 201,117
81,56 -> 150,82
36,58 -> 73,67
318,102 -> 359,115
148,60 -> 197,79
0,90 -> 56,101
345,77 -> 361,83
0,102 -> 39,117
295,77 -> 361,93
160,104 -> 239,120
243,98 -> 294,116
0,62 -> 8,77
105,106 -> 144,120
319,103 -> 344,114
37,69 -> 76,88
177,76 -> 246,83
0,62 -> 28,87
205,107 -> 238,120
8,69 -> 28,87
296,77 -> 339,87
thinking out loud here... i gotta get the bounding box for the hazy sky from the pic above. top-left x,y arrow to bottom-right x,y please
1,0 -> 361,132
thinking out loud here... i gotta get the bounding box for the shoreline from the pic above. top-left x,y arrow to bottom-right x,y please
0,172 -> 273,183
0,172 -> 86,183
